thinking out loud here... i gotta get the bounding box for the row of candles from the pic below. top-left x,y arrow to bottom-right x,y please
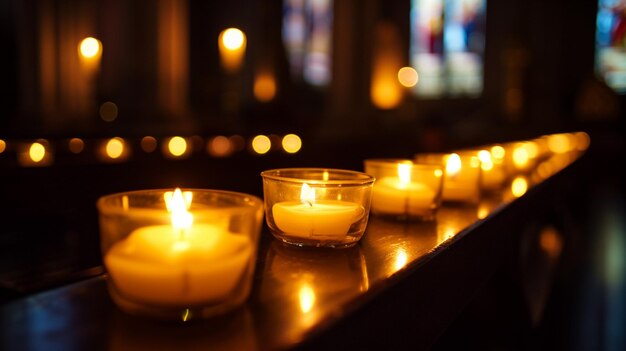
0,134 -> 303,167
96,131 -> 589,320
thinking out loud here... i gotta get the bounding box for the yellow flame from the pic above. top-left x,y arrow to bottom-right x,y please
446,153 -> 462,177
397,67 -> 419,87
221,28 -> 245,50
397,163 -> 411,186
478,150 -> 493,171
282,134 -> 302,154
322,171 -> 330,181
29,142 -> 46,162
79,37 -> 101,58
491,145 -> 505,160
252,135 -> 271,154
164,188 -> 193,230
105,137 -> 124,159
512,145 -> 529,169
168,136 -> 187,156
477,204 -> 490,219
511,177 -> 528,198
298,283 -> 316,313
300,183 -> 316,206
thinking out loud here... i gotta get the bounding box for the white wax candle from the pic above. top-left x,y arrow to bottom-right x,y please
371,177 -> 436,216
442,153 -> 480,202
272,200 -> 364,239
105,223 -> 252,306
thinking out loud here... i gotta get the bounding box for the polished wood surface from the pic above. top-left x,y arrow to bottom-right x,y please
0,149 -> 588,351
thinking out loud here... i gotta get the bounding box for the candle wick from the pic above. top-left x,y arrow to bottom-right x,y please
305,200 -> 313,207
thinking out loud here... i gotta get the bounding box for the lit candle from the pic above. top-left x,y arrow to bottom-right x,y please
442,153 -> 481,203
477,149 -> 506,191
371,163 -> 437,216
105,189 -> 253,306
272,183 -> 364,239
218,28 -> 246,73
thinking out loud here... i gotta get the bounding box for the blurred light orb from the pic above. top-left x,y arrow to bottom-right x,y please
29,142 -> 46,162
99,102 -> 118,122
69,138 -> 84,154
79,37 -> 101,58
141,136 -> 157,153
208,136 -> 233,157
397,67 -> 419,87
511,176 -> 528,198
0,139 -> 6,153
491,145 -> 505,159
282,134 -> 302,154
106,138 -> 125,159
252,135 -> 271,154
221,28 -> 245,50
168,136 -> 187,157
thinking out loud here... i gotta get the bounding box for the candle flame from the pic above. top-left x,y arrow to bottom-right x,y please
397,163 -> 411,186
165,188 -> 193,230
300,183 -> 315,207
446,153 -> 462,177
478,150 -> 493,171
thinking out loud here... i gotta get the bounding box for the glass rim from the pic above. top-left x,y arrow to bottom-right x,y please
364,158 -> 443,169
97,188 -> 263,214
260,168 -> 375,186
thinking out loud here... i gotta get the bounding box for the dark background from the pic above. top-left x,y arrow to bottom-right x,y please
0,0 -> 624,349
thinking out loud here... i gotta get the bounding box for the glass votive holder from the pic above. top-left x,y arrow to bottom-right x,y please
260,168 -> 375,248
415,152 -> 482,204
97,188 -> 264,320
364,159 -> 443,221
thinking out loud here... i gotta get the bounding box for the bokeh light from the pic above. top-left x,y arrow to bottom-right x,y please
0,139 -> 6,154
29,142 -> 46,162
252,135 -> 271,154
168,136 -> 188,157
221,28 -> 245,50
79,37 -> 102,58
207,136 -> 233,157
68,138 -> 84,154
105,137 -> 125,159
282,134 -> 302,154
99,102 -> 118,122
397,67 -> 419,87
141,136 -> 157,153
511,176 -> 528,198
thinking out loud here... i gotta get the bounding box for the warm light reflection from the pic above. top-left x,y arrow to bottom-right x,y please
446,153 -> 462,177
282,134 -> 302,154
79,37 -> 102,58
218,28 -> 247,73
141,136 -> 157,153
539,226 -> 563,261
511,176 -> 528,198
298,283 -> 316,314
371,77 -> 402,109
394,248 -> 408,271
477,204 -> 490,219
105,138 -> 125,159
168,136 -> 188,157
398,67 -> 419,87
99,102 -> 118,122
0,139 -> 6,153
251,135 -> 271,154
254,72 -> 277,102
300,183 -> 315,206
208,136 -> 233,157
29,142 -> 46,162
524,142 -> 539,158
68,138 -> 84,154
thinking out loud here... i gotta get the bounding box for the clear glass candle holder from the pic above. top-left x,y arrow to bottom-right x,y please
97,188 -> 264,320
261,168 -> 375,248
415,152 -> 482,204
364,159 -> 443,221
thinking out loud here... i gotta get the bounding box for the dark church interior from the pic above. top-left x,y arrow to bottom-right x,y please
1,0 -> 625,350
